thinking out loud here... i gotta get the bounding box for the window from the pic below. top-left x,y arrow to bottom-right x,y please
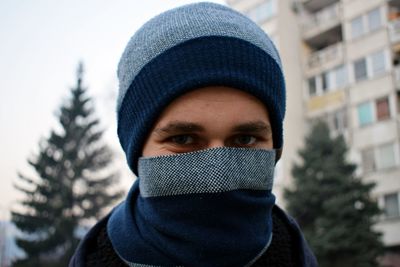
361,148 -> 376,173
334,65 -> 348,88
351,8 -> 382,40
362,143 -> 398,173
308,77 -> 317,97
351,16 -> 364,39
371,50 -> 386,76
384,193 -> 400,218
332,109 -> 347,132
367,7 -> 382,32
376,97 -> 390,121
322,109 -> 347,134
307,65 -> 349,98
357,97 -> 391,127
247,0 -> 277,24
377,143 -> 397,169
354,58 -> 368,81
321,72 -> 329,92
357,102 -> 373,126
264,0 -> 277,19
352,50 -> 388,83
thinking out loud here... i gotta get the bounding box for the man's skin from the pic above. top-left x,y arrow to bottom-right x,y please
142,86 -> 274,157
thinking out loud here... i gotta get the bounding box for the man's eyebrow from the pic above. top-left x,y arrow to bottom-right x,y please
231,121 -> 272,135
154,121 -> 205,135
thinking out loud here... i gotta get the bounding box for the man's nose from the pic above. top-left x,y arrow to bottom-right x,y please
207,140 -> 226,149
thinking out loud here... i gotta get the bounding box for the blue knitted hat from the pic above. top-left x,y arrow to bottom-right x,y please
117,2 -> 286,173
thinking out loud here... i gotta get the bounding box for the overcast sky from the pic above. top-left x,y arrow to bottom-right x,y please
0,0 -> 225,219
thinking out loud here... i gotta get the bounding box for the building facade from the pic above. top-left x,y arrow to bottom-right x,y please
227,0 -> 400,264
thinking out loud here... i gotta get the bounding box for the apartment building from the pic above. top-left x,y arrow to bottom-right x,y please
227,0 -> 400,264
226,0 -> 306,207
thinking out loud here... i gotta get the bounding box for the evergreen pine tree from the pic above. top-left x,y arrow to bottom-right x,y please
284,121 -> 383,267
11,63 -> 124,267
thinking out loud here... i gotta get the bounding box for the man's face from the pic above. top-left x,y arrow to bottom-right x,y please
142,86 -> 273,157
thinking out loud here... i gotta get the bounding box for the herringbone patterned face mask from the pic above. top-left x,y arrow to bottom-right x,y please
108,147 -> 277,267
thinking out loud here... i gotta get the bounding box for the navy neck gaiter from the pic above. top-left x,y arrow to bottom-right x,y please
107,147 -> 276,267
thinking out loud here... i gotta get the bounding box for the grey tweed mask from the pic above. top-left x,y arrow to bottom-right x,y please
108,147 -> 277,267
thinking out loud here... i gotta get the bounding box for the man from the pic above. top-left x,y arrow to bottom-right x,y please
70,2 -> 318,266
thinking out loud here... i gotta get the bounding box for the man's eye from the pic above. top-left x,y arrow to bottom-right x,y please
234,135 -> 257,146
170,135 -> 194,145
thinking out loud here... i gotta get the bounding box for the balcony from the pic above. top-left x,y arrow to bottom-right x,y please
389,19 -> 400,44
306,42 -> 344,72
307,90 -> 345,112
298,0 -> 339,12
302,2 -> 342,40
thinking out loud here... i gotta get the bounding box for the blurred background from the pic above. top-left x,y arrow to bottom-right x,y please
1,0 -> 399,266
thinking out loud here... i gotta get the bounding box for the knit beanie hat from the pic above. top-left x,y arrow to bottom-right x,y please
117,2 -> 286,174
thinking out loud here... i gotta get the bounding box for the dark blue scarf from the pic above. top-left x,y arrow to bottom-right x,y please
107,147 -> 276,267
